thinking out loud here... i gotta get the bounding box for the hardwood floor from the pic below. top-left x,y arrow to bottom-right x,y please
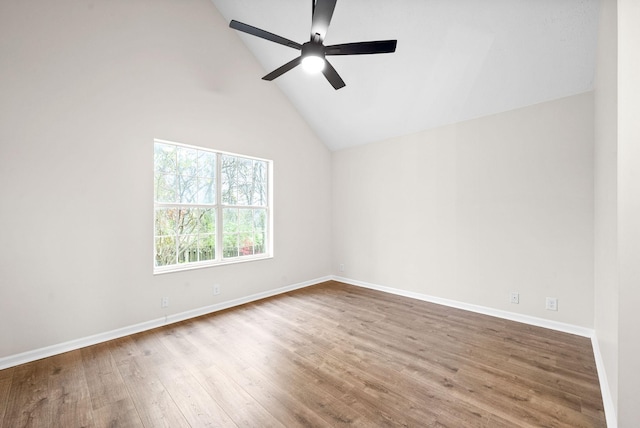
0,281 -> 606,427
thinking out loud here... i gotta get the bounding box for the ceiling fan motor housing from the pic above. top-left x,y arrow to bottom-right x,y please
302,41 -> 326,60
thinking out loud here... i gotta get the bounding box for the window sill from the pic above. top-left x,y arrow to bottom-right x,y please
153,254 -> 274,275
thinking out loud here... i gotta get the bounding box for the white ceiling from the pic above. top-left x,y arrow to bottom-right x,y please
210,0 -> 599,151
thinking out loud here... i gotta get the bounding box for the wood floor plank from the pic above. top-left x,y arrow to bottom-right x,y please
80,342 -> 143,427
0,280 -> 606,427
0,366 -> 14,425
91,398 -> 143,428
81,341 -> 130,412
112,336 -> 190,428
139,329 -> 239,427
47,350 -> 95,427
2,359 -> 52,428
158,367 -> 238,427
193,360 -> 286,428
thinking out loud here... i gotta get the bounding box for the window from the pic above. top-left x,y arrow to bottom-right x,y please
154,140 -> 272,273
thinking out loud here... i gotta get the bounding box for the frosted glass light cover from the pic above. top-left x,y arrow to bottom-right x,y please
301,55 -> 325,73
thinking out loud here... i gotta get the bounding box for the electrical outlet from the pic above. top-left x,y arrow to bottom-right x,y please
510,292 -> 519,304
161,296 -> 169,308
213,284 -> 220,296
545,297 -> 558,311
339,264 -> 344,272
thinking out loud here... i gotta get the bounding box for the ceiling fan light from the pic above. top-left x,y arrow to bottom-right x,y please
301,55 -> 325,73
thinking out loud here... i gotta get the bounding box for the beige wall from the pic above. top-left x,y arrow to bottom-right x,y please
617,1 -> 640,425
594,1 -> 640,425
332,93 -> 595,327
594,0 -> 619,420
0,0 -> 332,358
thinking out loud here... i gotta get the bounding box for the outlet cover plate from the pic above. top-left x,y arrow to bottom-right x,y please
510,292 -> 519,304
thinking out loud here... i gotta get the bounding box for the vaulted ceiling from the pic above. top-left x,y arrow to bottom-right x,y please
211,0 -> 599,151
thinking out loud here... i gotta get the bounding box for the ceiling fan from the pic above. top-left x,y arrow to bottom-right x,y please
229,0 -> 397,90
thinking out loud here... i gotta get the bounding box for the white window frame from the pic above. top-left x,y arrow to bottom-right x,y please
153,139 -> 273,274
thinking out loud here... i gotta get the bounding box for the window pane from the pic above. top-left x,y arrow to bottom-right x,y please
222,207 -> 267,259
155,236 -> 176,266
198,151 -> 216,179
223,208 -> 238,258
238,209 -> 253,232
222,209 -> 266,257
178,235 -> 197,263
254,232 -> 265,255
154,144 -> 176,175
177,208 -> 199,236
237,182 -> 251,205
254,209 -> 266,231
221,178 -> 233,205
239,233 -> 254,256
197,177 -> 215,204
253,206 -> 266,256
223,208 -> 238,234
178,175 -> 197,203
155,174 -> 176,203
198,234 -> 215,261
252,161 -> 267,206
238,158 -> 253,205
177,147 -> 197,176
155,208 -> 178,236
223,234 -> 238,258
238,158 -> 252,182
198,208 -> 215,234
222,155 -> 237,204
222,155 -> 263,206
253,185 -> 266,206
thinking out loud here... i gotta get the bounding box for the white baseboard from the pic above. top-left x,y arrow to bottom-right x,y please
0,276 -> 330,371
591,335 -> 618,428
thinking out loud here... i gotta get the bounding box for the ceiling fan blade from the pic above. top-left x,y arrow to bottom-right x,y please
321,60 -> 346,90
311,0 -> 337,42
325,40 -> 398,56
230,20 -> 302,50
262,56 -> 303,81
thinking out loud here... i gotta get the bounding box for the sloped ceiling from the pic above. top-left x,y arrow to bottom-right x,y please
210,0 -> 599,151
